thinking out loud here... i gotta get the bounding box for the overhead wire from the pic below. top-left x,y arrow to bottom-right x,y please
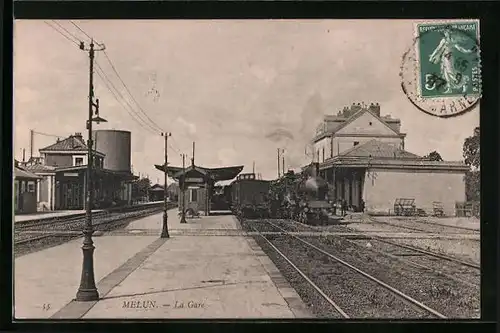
50,20 -> 83,44
95,62 -> 159,135
68,22 -> 163,134
69,20 -> 93,41
43,21 -> 81,47
45,21 -> 185,157
33,130 -> 66,139
102,50 -> 165,134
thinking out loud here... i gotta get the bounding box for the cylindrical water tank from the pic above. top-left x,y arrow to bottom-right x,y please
92,130 -> 131,172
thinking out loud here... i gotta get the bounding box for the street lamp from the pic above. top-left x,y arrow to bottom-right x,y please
76,98 -> 107,301
161,132 -> 171,238
180,153 -> 187,224
76,40 -> 106,302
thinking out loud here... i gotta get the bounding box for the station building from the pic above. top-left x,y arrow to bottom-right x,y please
312,103 -> 469,216
23,130 -> 137,211
155,159 -> 243,215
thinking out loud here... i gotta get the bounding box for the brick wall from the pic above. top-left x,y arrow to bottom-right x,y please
363,168 -> 466,216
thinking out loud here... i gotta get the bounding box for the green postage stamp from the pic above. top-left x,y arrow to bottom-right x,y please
417,21 -> 480,98
400,20 -> 481,118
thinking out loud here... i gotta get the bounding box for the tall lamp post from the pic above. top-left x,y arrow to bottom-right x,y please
161,132 -> 171,238
76,39 -> 107,302
180,153 -> 187,224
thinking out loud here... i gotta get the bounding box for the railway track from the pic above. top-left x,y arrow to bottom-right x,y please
14,204 -> 176,256
342,237 -> 479,288
365,216 -> 480,236
289,218 -> 479,266
283,218 -> 480,287
247,219 -> 447,319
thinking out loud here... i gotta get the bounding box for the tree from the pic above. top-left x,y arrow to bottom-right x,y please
463,127 -> 480,202
424,150 -> 443,161
463,127 -> 480,169
132,177 -> 152,200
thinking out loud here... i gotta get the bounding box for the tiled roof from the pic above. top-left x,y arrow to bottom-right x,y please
24,164 -> 56,173
340,140 -> 422,159
155,164 -> 244,181
15,166 -> 42,179
39,135 -> 88,152
321,157 -> 469,172
150,184 -> 165,190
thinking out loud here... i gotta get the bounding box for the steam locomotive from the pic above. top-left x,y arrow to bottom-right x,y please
228,163 -> 339,225
269,163 -> 334,225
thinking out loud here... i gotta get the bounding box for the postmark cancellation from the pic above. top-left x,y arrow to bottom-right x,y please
400,20 -> 481,118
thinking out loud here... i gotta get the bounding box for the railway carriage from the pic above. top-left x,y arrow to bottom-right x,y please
230,173 -> 271,218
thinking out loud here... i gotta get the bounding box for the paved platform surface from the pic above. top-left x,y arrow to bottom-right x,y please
14,209 -> 311,319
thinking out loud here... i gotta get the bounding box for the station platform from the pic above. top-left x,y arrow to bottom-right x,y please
14,209 -> 311,319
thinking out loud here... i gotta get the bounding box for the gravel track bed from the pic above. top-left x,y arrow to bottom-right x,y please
265,234 -> 433,318
239,217 -> 479,318
244,219 -> 434,318
272,219 -> 348,233
395,238 -> 480,264
252,235 -> 344,318
347,238 -> 480,286
14,209 -> 164,257
370,217 -> 479,235
302,235 -> 480,318
16,209 -> 162,233
14,235 -> 77,257
278,218 -> 480,286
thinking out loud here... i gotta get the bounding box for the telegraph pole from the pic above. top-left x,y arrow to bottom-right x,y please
76,39 -> 106,302
161,132 -> 171,238
277,148 -> 281,178
29,130 -> 34,160
180,153 -> 187,224
282,149 -> 285,175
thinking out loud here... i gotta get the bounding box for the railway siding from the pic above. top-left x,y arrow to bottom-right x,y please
241,218 -> 480,318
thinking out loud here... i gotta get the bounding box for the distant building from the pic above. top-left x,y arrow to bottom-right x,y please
148,184 -> 165,202
155,161 -> 243,216
312,102 -> 406,162
21,162 -> 56,211
314,103 -> 469,216
14,162 -> 42,214
24,132 -> 137,211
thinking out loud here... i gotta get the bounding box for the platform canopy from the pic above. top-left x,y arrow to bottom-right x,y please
155,164 -> 244,182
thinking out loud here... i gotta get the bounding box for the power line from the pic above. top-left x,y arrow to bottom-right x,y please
96,60 -> 159,133
69,20 -> 93,41
65,21 -> 164,134
50,21 -> 83,44
102,50 -> 164,133
95,62 -> 159,135
44,21 -> 80,47
45,21 -> 178,151
33,130 -> 66,139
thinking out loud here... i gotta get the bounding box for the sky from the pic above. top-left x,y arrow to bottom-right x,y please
14,19 -> 479,184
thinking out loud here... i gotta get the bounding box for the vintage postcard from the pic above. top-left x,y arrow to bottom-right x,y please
13,19 -> 480,320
